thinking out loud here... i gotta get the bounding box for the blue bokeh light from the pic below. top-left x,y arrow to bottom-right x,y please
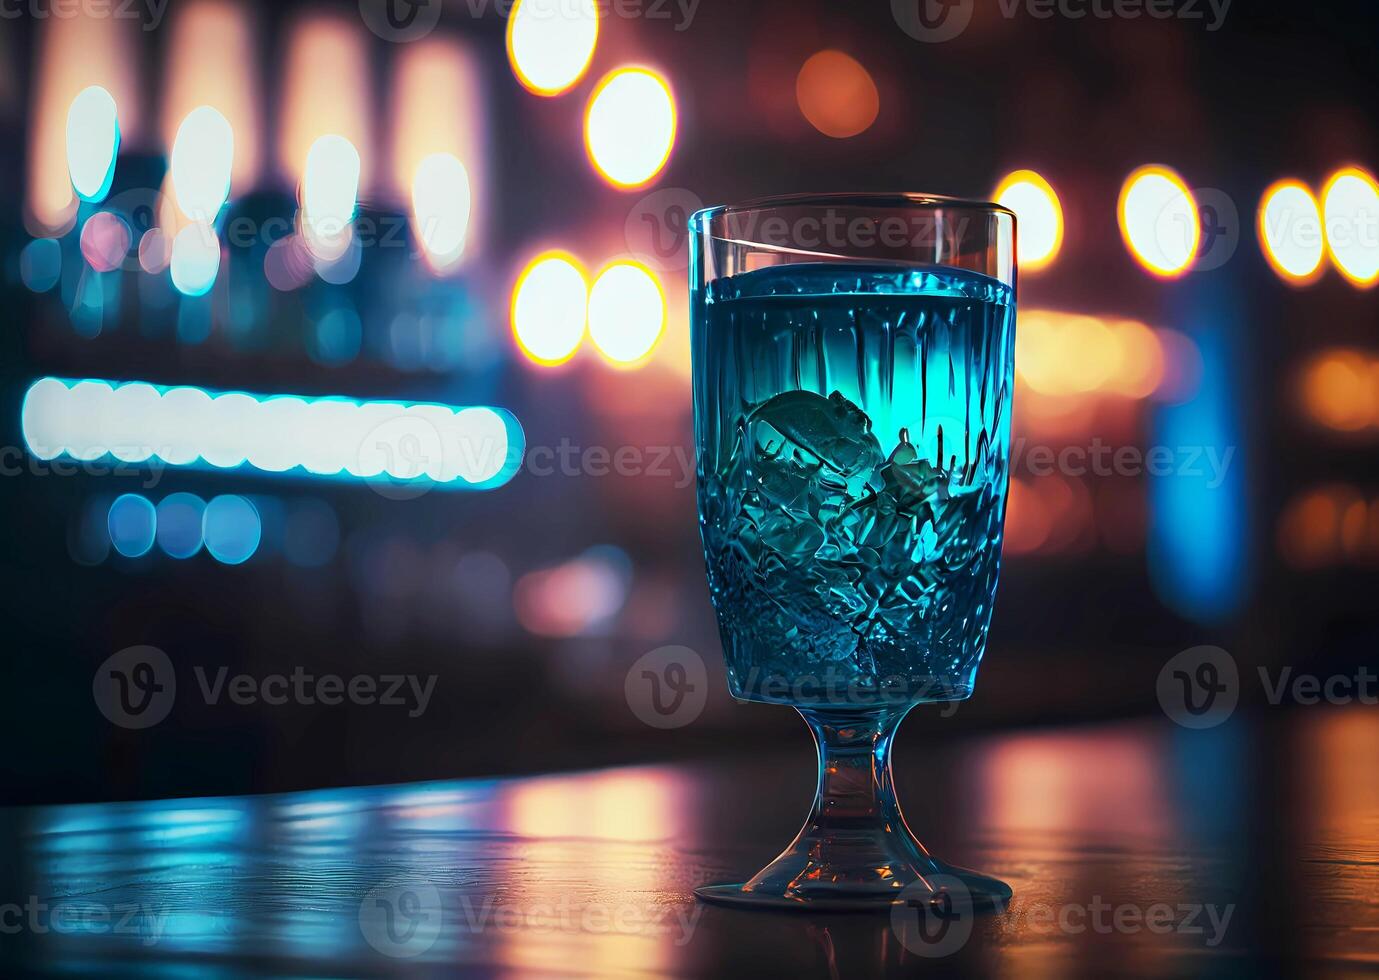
20,239 -> 62,292
1149,288 -> 1249,624
156,492 -> 206,559
203,495 -> 261,565
107,494 -> 156,558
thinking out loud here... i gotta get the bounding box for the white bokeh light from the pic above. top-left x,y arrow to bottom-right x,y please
511,252 -> 588,365
994,170 -> 1063,271
1323,167 -> 1379,287
171,105 -> 234,222
411,152 -> 472,273
302,135 -> 360,260
587,261 -> 665,366
65,86 -> 120,203
170,223 -> 221,296
1259,180 -> 1324,283
20,381 -> 523,489
584,68 -> 676,188
1118,165 -> 1199,277
507,0 -> 598,96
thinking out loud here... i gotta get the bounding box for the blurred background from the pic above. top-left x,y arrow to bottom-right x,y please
1,0 -> 1375,804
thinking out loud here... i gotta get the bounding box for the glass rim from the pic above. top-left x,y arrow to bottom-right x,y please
690,191 -> 1015,230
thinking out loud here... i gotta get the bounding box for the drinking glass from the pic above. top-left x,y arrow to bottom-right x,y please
690,193 -> 1016,910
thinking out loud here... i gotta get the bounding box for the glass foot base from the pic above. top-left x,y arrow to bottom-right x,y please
696,706 -> 1012,913
695,862 -> 1012,913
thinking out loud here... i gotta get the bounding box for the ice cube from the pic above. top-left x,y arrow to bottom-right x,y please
876,427 -> 949,517
746,390 -> 884,503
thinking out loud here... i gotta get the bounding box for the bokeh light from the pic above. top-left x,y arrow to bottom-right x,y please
1278,485 -> 1377,569
1322,166 -> 1379,287
309,307 -> 363,366
138,229 -> 172,275
280,14 -> 371,193
584,68 -> 676,189
170,223 -> 221,297
107,493 -> 156,559
513,548 -> 630,637
28,10 -> 140,234
1258,179 -> 1325,284
511,251 -> 588,366
283,499 -> 339,568
22,378 -> 524,489
203,494 -> 261,565
20,238 -> 62,292
301,134 -> 360,261
1299,349 -> 1379,432
794,50 -> 879,139
1015,310 -> 1169,398
993,169 -> 1063,271
162,0 -> 260,192
171,105 -> 234,222
156,492 -> 206,559
588,260 -> 666,367
411,152 -> 472,274
79,212 -> 132,273
390,38 -> 487,257
65,85 -> 119,203
263,234 -> 316,292
1118,165 -> 1199,277
506,0 -> 598,96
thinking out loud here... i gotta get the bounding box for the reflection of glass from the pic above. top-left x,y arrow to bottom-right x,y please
690,194 -> 1017,909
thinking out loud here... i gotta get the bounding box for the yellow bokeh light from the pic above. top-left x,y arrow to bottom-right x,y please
511,250 -> 588,367
1118,164 -> 1199,278
506,0 -> 598,97
1258,179 -> 1325,285
993,169 -> 1063,272
584,68 -> 676,189
588,260 -> 666,368
1322,166 -> 1379,288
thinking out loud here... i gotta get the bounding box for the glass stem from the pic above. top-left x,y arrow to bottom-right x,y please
799,706 -> 913,839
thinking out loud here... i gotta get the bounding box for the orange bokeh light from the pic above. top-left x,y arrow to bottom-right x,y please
1278,485 -> 1373,569
795,51 -> 879,139
1299,349 -> 1379,433
279,15 -> 371,191
163,1 -> 260,193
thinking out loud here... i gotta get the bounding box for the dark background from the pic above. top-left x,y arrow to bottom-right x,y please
0,0 -> 1376,804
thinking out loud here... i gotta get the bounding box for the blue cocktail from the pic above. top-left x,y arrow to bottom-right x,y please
690,195 -> 1017,911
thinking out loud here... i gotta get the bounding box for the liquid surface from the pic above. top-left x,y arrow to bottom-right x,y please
692,263 -> 1015,705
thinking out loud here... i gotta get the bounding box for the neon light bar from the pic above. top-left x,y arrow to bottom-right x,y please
22,377 -> 523,489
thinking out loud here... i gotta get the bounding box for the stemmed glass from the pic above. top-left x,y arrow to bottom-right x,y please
689,193 -> 1016,910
